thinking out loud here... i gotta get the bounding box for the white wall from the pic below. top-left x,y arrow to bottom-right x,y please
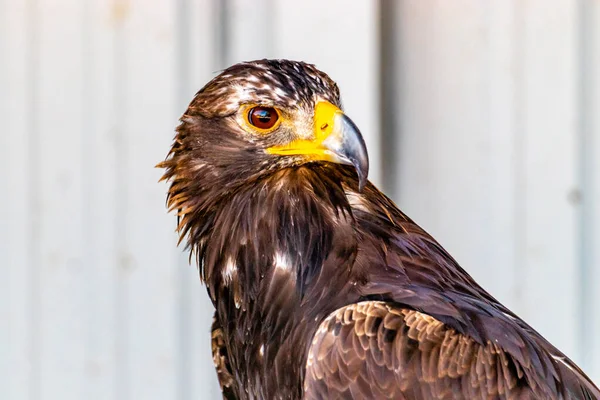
1,1 -> 598,399
387,0 -> 600,382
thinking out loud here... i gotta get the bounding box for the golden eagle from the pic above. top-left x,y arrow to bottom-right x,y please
159,59 -> 599,399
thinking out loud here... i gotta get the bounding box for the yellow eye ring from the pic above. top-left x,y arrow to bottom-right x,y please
245,106 -> 281,133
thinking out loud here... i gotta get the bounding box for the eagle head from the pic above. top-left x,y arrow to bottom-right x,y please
161,59 -> 368,189
159,59 -> 367,286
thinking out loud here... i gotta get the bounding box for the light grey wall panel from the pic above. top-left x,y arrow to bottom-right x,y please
392,1 -> 519,303
390,0 -> 589,374
225,0 -> 275,64
581,0 -> 600,383
484,0 -> 521,316
119,1 -> 180,398
37,0 -> 87,398
0,0 -> 7,393
3,1 -> 39,399
519,0 -> 580,361
81,0 -> 120,398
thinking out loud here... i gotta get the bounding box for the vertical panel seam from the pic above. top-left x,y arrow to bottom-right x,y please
512,0 -> 525,311
577,0 -> 593,371
26,0 -> 41,398
81,0 -> 94,397
378,0 -> 398,198
113,1 -> 129,398
217,0 -> 230,69
0,0 -> 6,391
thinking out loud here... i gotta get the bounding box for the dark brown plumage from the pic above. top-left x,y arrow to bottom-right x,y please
159,59 -> 599,399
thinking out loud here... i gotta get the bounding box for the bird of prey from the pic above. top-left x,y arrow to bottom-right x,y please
159,59 -> 599,399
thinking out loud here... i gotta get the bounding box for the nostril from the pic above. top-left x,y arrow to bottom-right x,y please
320,123 -> 328,130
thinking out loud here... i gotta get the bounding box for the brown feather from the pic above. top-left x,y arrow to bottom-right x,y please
305,302 -> 541,399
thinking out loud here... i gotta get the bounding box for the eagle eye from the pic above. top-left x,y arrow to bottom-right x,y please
247,106 -> 280,131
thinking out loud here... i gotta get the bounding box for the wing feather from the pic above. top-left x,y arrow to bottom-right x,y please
304,301 -> 561,400
211,315 -> 237,400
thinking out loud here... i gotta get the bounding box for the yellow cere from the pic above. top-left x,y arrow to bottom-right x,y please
266,101 -> 342,161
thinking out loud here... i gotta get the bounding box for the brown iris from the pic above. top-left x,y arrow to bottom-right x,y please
248,106 -> 279,130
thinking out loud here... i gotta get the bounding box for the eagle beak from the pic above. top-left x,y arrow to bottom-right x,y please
266,101 -> 369,191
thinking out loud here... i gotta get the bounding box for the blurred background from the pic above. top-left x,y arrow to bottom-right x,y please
1,0 -> 599,399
